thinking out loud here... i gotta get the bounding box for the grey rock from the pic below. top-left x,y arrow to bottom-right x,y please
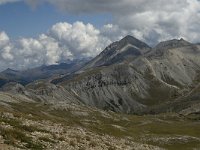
57,36 -> 200,114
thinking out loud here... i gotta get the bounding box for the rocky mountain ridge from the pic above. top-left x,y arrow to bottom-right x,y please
0,59 -> 89,87
52,35 -> 200,114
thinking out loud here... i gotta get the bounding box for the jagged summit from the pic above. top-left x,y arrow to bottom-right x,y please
119,35 -> 151,49
155,38 -> 191,50
102,35 -> 150,54
2,68 -> 19,73
82,35 -> 151,69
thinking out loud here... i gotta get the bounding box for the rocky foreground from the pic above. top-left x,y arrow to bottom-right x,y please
0,92 -> 200,150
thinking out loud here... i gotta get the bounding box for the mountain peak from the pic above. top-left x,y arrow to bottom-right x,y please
3,68 -> 18,73
122,35 -> 137,40
81,35 -> 151,70
155,38 -> 191,50
119,35 -> 150,49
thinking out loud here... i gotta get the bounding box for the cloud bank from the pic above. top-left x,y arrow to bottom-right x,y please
0,22 -> 113,71
24,0 -> 200,44
2,0 -> 200,43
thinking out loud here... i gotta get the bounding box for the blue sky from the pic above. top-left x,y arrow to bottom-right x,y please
0,1 -> 112,38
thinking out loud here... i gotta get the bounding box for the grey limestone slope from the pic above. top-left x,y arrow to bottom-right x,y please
57,36 -> 200,113
1,81 -> 82,106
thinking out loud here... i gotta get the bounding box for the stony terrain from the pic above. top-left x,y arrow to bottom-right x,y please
0,93 -> 200,150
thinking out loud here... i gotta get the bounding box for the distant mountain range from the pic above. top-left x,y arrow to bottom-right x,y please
1,35 -> 200,115
0,58 -> 90,87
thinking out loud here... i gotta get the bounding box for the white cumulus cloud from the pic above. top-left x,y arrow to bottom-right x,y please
0,31 -> 10,48
49,22 -> 109,58
0,22 -> 113,71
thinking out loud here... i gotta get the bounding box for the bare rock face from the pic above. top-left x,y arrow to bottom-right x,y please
56,36 -> 200,114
